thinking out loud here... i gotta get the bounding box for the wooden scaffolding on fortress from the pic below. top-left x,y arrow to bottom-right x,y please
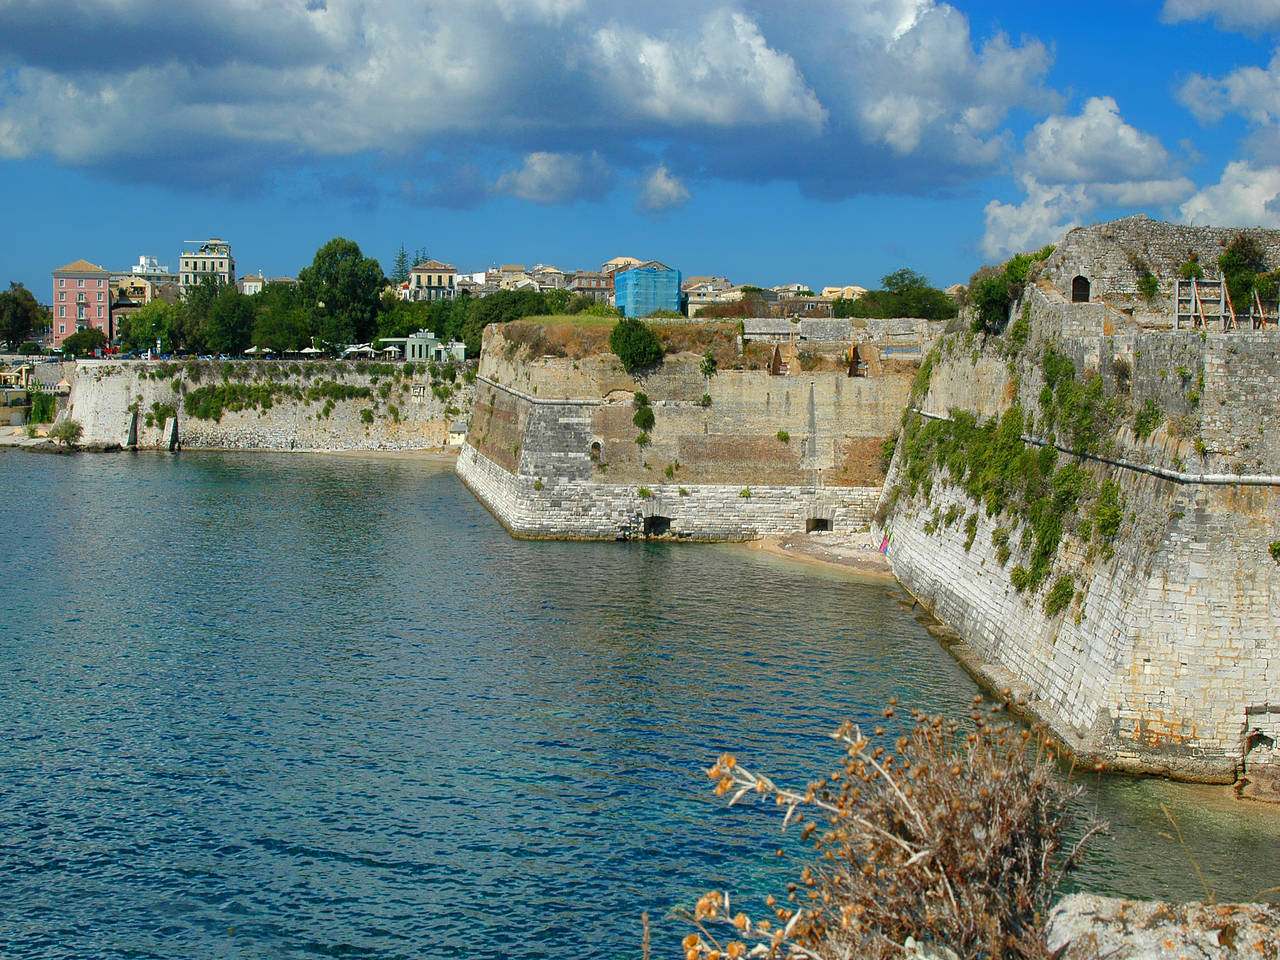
1175,278 -> 1279,330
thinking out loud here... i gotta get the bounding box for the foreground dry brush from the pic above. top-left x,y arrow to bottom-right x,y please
683,699 -> 1102,960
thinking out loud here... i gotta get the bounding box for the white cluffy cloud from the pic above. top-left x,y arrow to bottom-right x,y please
1179,47 -> 1280,125
494,152 -> 612,205
589,9 -> 826,129
1161,0 -> 1280,34
0,0 -> 1063,207
982,98 -> 1193,258
636,165 -> 691,213
1181,161 -> 1280,226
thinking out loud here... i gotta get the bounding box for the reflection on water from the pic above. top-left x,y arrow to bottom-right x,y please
0,450 -> 1276,960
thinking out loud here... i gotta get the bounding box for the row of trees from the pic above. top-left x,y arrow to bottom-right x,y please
120,237 -> 394,355
117,237 -> 621,357
832,268 -> 959,321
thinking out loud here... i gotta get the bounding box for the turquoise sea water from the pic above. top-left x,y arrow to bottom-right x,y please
2,450 -> 1277,959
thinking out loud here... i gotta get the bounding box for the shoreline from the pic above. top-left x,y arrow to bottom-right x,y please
747,531 -> 895,581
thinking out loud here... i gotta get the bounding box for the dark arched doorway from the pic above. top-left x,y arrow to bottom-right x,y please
1071,275 -> 1090,303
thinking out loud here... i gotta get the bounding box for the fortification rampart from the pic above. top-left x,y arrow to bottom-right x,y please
876,282 -> 1280,788
471,325 -> 912,488
65,358 -> 472,452
457,441 -> 880,540
1039,215 -> 1280,327
457,324 -> 901,539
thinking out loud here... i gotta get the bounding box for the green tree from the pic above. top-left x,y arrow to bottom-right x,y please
609,317 -> 663,373
61,327 -> 108,356
49,419 -> 83,446
298,238 -> 386,347
118,299 -> 177,352
391,244 -> 411,285
204,285 -> 256,354
834,268 -> 958,322
1218,233 -> 1269,309
249,281 -> 310,352
0,282 -> 42,349
175,275 -> 224,352
460,289 -> 553,355
881,268 -> 931,293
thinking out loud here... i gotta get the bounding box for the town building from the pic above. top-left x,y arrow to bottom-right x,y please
568,270 -> 613,302
179,238 -> 235,294
377,329 -> 467,363
821,285 -> 867,301
128,255 -> 179,284
236,273 -> 266,295
613,261 -> 682,318
51,259 -> 112,347
683,276 -> 734,316
602,256 -> 642,275
530,264 -> 568,291
404,260 -> 457,301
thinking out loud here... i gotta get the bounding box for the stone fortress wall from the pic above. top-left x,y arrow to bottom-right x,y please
456,324 -> 902,540
878,227 -> 1280,789
1040,215 -> 1280,328
65,358 -> 472,452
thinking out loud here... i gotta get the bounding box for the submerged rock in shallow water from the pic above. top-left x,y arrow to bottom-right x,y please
1049,894 -> 1280,960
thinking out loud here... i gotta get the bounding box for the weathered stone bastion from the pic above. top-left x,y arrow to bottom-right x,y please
876,273 -> 1280,789
65,358 -> 472,452
1040,214 -> 1280,328
455,325 -> 906,540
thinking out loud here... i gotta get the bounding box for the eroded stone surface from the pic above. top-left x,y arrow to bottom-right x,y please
1049,894 -> 1280,960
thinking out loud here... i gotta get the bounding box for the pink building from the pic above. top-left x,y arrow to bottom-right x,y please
51,259 -> 113,348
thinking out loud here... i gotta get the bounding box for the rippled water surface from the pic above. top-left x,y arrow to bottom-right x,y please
2,450 -> 1277,958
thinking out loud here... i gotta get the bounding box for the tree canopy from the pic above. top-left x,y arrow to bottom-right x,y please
0,282 -> 43,349
118,299 -> 177,352
62,327 -> 108,356
833,268 -> 958,321
1218,233 -> 1275,309
609,318 -> 664,373
297,237 -> 386,347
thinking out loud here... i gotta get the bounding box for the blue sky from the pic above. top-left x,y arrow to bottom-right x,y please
3,0 -> 1279,298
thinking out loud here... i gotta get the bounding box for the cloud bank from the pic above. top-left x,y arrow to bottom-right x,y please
0,0 -> 1057,211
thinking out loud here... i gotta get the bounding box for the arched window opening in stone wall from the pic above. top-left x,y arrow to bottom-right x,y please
1072,275 -> 1091,303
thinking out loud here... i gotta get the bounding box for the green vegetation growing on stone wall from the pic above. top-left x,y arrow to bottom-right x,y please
1133,397 -> 1162,439
898,397 -> 1125,595
182,379 -> 374,421
1218,233 -> 1270,310
967,245 -> 1054,334
1044,575 -> 1075,616
1036,344 -> 1123,453
28,388 -> 55,423
143,401 -> 176,429
891,337 -> 1157,599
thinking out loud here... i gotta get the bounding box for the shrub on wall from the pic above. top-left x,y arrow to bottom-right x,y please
609,318 -> 663,373
632,406 -> 655,431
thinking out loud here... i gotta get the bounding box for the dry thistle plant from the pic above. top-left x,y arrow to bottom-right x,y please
682,698 -> 1104,960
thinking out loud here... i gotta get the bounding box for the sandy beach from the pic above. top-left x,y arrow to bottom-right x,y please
748,530 -> 894,580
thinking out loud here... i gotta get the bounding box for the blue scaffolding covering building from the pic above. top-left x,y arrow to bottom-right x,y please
614,261 -> 682,318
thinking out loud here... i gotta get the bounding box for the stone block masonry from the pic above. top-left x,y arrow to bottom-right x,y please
457,442 -> 880,541
64,358 -> 473,452
878,279 -> 1280,783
